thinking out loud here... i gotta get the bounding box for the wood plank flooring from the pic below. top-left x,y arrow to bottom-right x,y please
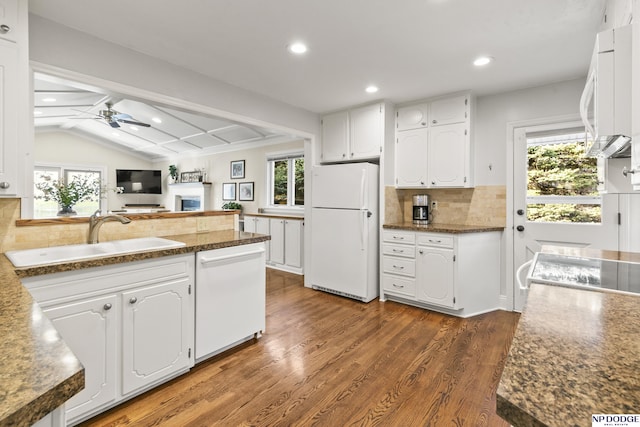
80,269 -> 520,427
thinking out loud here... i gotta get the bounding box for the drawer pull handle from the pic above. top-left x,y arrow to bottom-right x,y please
392,265 -> 404,270
392,236 -> 404,240
428,239 -> 442,243
392,283 -> 405,289
392,249 -> 404,253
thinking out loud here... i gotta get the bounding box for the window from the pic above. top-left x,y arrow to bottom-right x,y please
526,130 -> 600,223
34,165 -> 104,218
268,153 -> 304,207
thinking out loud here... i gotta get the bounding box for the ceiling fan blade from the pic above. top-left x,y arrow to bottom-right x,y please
108,120 -> 121,128
117,118 -> 151,127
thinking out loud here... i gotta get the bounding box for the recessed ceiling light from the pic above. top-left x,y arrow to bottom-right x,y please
473,56 -> 494,67
288,42 -> 308,55
42,97 -> 56,102
129,126 -> 139,131
34,110 -> 43,115
112,132 -> 120,137
152,117 -> 162,124
365,85 -> 379,94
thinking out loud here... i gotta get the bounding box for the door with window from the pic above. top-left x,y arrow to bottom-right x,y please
513,122 -> 618,310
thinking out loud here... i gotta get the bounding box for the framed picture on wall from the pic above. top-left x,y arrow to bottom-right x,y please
230,160 -> 245,179
238,182 -> 254,201
222,182 -> 236,200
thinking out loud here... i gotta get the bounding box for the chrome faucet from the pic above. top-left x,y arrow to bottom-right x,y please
88,210 -> 131,244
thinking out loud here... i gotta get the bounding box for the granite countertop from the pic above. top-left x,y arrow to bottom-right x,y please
383,222 -> 504,233
0,230 -> 270,426
497,250 -> 640,426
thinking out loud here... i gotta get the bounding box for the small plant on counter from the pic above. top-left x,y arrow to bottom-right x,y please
221,202 -> 242,211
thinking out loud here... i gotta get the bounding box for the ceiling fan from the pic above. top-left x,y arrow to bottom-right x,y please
76,102 -> 152,128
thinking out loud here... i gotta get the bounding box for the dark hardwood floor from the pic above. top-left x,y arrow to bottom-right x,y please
80,269 -> 520,427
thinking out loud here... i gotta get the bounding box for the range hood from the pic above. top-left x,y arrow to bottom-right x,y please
580,24 -> 633,159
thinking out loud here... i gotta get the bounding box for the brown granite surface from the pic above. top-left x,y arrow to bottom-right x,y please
497,283 -> 640,427
383,222 -> 504,233
244,213 -> 304,220
0,230 -> 269,426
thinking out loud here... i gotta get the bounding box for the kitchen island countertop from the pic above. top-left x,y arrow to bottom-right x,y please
497,247 -> 640,427
0,229 -> 270,427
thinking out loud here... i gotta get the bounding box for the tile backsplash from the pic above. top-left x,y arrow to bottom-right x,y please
385,185 -> 506,227
0,199 -> 235,253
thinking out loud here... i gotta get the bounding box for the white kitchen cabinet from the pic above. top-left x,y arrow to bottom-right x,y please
43,294 -> 118,422
245,215 -> 271,261
0,0 -> 29,198
267,217 -> 304,274
24,254 -> 194,425
195,243 -> 266,361
396,103 -> 429,131
430,94 -> 468,126
394,93 -> 473,189
121,278 -> 192,396
416,244 -> 456,308
380,229 -> 501,317
321,103 -> 383,163
395,128 -> 429,188
428,122 -> 469,187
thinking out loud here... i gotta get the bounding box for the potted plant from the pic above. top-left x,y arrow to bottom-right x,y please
35,174 -> 101,216
221,201 -> 242,211
169,165 -> 178,184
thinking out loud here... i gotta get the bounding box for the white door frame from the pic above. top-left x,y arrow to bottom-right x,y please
505,113 -> 582,311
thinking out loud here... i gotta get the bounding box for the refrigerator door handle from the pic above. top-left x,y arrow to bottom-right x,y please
360,168 -> 367,209
360,209 -> 367,251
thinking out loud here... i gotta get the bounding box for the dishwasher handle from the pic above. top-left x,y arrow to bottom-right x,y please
199,247 -> 265,264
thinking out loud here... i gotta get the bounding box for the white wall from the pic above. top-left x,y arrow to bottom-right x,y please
474,78 -> 586,186
29,15 -> 321,139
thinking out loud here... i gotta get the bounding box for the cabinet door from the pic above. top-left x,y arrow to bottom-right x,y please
395,128 -> 428,188
349,103 -> 382,160
0,0 -> 18,43
121,278 -> 193,396
396,103 -> 429,131
428,123 -> 468,187
269,218 -> 285,264
255,217 -> 271,261
430,95 -> 468,126
244,216 -> 256,233
284,219 -> 303,268
416,247 -> 456,308
321,110 -> 349,163
43,295 -> 118,422
0,39 -> 18,195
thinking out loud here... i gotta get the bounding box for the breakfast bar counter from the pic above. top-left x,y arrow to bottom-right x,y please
0,229 -> 269,426
497,249 -> 640,426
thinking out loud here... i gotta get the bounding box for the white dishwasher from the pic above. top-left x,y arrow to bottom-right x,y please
195,242 -> 266,362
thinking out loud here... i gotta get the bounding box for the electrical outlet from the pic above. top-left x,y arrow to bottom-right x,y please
431,201 -> 437,210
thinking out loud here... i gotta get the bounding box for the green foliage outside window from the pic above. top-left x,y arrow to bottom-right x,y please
527,142 -> 600,223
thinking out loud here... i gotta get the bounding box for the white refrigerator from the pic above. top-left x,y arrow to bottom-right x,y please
309,163 -> 379,302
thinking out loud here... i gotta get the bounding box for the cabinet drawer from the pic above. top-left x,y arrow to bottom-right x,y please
382,274 -> 416,297
416,233 -> 453,249
382,243 -> 416,258
383,230 -> 415,244
382,256 -> 415,277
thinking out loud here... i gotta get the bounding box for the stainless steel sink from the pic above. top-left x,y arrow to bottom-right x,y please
5,237 -> 186,267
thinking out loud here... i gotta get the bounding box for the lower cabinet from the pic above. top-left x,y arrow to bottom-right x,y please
23,254 -> 194,426
381,229 -> 501,317
245,215 -> 304,274
244,215 -> 271,261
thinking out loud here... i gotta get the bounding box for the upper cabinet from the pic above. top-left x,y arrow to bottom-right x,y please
395,93 -> 473,189
0,0 -> 29,198
321,102 -> 385,163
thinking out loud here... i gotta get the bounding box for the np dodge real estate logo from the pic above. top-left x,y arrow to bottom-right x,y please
593,414 -> 640,426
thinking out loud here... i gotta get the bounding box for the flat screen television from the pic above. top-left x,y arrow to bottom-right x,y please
116,169 -> 162,194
